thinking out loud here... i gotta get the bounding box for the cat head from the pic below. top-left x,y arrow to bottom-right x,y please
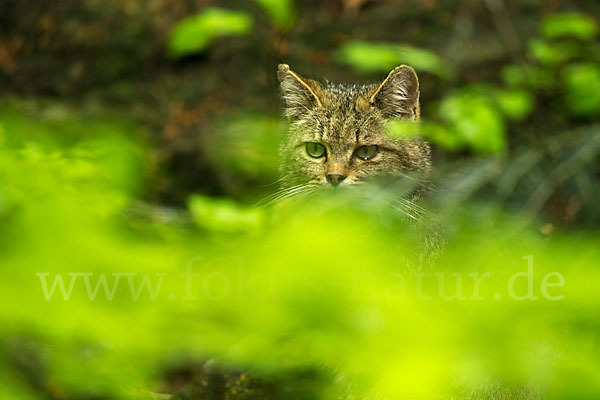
278,64 -> 430,188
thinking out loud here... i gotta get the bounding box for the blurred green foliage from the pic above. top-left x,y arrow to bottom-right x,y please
0,104 -> 599,399
1,1 -> 600,399
255,0 -> 296,29
167,1 -> 295,57
410,11 -> 600,156
168,8 -> 253,57
387,86 -> 532,154
493,88 -> 535,121
336,41 -> 447,77
189,194 -> 264,233
563,63 -> 600,116
542,12 -> 598,40
438,90 -> 506,154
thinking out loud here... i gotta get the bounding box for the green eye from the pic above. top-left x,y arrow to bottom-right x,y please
306,142 -> 326,158
355,145 -> 378,160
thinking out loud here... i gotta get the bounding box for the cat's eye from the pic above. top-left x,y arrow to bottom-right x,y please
354,145 -> 378,160
305,142 -> 326,158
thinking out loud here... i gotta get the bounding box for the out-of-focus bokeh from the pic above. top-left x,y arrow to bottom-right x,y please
1,1 -> 599,399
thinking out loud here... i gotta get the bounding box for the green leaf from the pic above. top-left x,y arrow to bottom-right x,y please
527,39 -> 577,65
255,0 -> 295,29
562,63 -> 600,117
420,122 -> 462,151
335,41 -> 449,77
542,12 -> 598,41
493,88 -> 535,121
188,195 -> 264,233
385,92 -> 507,154
168,8 -> 253,57
439,92 -> 506,154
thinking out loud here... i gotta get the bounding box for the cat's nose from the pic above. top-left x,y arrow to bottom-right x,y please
326,174 -> 346,187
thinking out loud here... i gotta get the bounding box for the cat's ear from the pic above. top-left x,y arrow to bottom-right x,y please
369,65 -> 420,119
278,64 -> 325,120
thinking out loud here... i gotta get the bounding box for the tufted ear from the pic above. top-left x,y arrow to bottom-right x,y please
277,64 -> 325,120
369,65 -> 420,119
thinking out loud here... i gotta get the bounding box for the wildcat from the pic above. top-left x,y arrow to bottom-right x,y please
274,67 -> 540,400
277,64 -> 431,192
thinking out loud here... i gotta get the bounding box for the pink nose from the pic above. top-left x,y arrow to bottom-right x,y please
326,174 -> 346,187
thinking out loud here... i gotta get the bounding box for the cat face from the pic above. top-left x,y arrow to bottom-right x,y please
278,64 -> 430,188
